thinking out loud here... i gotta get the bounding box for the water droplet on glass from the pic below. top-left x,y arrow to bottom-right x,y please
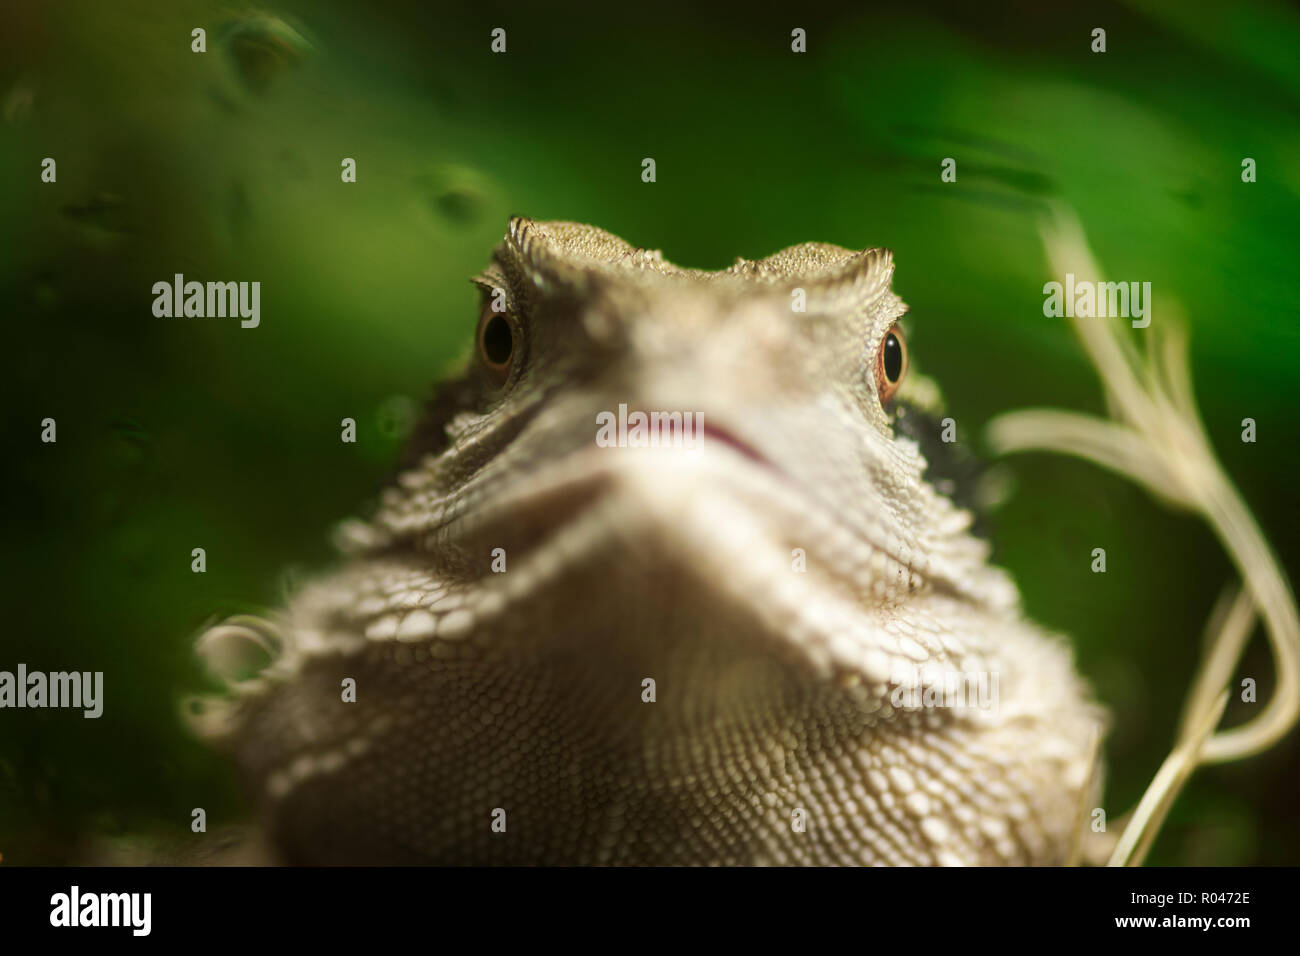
414,164 -> 495,229
222,15 -> 313,95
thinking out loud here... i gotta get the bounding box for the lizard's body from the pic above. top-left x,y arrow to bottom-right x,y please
194,218 -> 1104,865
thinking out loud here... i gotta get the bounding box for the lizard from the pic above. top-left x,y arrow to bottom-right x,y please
190,217 -> 1106,865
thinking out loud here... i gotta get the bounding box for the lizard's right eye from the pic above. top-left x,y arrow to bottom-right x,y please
874,324 -> 908,405
477,307 -> 516,384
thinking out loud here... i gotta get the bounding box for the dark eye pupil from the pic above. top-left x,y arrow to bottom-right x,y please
482,314 -> 513,365
882,332 -> 903,383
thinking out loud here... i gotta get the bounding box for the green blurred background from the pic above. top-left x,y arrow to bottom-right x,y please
2,0 -> 1298,864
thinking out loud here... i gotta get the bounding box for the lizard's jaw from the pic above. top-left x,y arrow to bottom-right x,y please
420,430 -> 932,690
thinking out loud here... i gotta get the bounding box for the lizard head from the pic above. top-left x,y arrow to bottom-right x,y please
364,216 -> 1017,688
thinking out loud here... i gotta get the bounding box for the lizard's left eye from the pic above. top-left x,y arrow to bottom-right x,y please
477,306 -> 517,385
874,325 -> 907,405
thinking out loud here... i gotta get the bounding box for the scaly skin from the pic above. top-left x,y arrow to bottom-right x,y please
193,218 -> 1105,865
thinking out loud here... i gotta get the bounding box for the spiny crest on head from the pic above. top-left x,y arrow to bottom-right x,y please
738,243 -> 897,315
499,217 -> 680,291
496,217 -> 898,313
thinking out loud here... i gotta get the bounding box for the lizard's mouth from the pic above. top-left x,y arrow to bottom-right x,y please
423,412 -> 800,556
414,408 -> 792,558
407,425 -> 946,691
696,422 -> 777,471
421,407 -> 929,618
428,387 -> 1003,617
